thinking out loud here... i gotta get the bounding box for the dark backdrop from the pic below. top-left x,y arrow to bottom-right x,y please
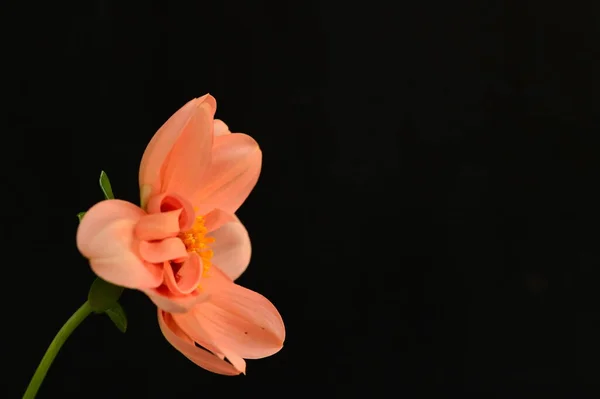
2,1 -> 600,397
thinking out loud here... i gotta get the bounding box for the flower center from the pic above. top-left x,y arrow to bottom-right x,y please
178,215 -> 215,277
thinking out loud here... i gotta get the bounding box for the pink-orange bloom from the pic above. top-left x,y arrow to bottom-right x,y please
76,95 -> 284,375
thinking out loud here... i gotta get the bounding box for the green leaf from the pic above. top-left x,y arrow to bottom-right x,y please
88,277 -> 124,313
77,212 -> 86,222
99,170 -> 114,200
105,303 -> 127,333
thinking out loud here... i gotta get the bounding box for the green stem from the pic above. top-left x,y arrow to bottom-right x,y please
23,301 -> 93,399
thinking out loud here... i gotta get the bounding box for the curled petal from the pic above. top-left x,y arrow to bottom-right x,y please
158,311 -> 242,375
138,238 -> 188,264
147,193 -> 196,231
193,133 -> 262,215
210,221 -> 251,281
135,209 -> 182,241
77,200 -> 162,289
164,253 -> 203,295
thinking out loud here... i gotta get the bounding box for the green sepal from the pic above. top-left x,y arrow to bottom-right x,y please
88,278 -> 124,313
99,170 -> 114,200
105,303 -> 128,333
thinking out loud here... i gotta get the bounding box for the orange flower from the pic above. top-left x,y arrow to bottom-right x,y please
76,95 -> 284,375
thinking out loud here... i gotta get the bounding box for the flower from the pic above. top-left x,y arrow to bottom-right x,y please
76,94 -> 285,374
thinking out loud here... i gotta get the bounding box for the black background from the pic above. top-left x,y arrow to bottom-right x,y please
3,1 -> 600,397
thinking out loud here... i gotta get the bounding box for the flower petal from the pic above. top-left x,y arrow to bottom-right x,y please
139,97 -> 208,207
170,310 -> 224,358
77,199 -> 144,254
138,238 -> 188,264
213,119 -> 231,136
204,208 -> 239,233
195,267 -> 285,359
90,254 -> 163,289
139,95 -> 217,203
142,286 -> 208,313
158,311 -> 242,375
134,209 -> 182,241
162,98 -> 215,200
171,306 -> 247,374
140,99 -> 196,193
164,253 -> 203,295
193,133 -> 262,215
77,200 -> 163,289
85,219 -> 163,289
210,221 -> 251,281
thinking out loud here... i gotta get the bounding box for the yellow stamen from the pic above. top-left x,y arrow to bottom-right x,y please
178,216 -> 215,281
